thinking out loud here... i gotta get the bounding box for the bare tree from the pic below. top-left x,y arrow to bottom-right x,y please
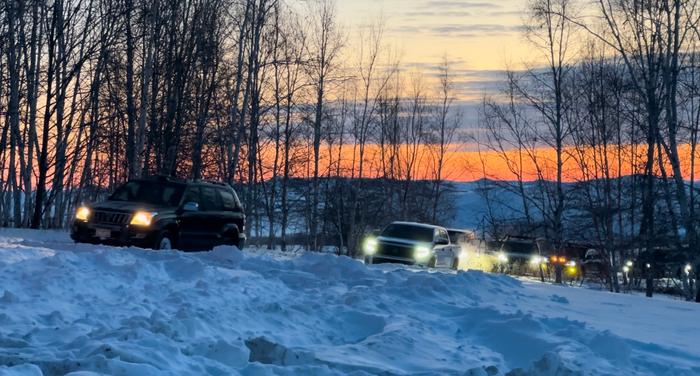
430,57 -> 459,223
518,0 -> 576,282
305,0 -> 344,251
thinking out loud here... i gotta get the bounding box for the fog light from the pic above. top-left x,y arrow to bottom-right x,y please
75,206 -> 91,222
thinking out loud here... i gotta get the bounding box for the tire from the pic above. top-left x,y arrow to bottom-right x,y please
428,257 -> 436,268
223,231 -> 241,249
364,256 -> 373,265
154,231 -> 175,250
451,257 -> 459,271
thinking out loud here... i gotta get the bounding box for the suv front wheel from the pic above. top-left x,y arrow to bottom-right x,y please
223,231 -> 242,249
154,231 -> 175,250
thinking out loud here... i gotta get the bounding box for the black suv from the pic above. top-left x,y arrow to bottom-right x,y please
71,177 -> 246,251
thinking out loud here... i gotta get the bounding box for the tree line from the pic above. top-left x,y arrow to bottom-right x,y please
0,0 -> 460,254
4,0 -> 700,301
477,0 -> 700,301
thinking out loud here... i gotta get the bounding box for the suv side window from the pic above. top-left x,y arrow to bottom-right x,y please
436,229 -> 449,244
182,186 -> 200,206
200,186 -> 223,211
219,188 -> 238,211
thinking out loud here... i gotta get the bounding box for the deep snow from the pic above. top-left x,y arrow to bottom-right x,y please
0,229 -> 699,376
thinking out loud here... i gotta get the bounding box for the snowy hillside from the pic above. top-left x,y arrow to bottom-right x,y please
0,229 -> 699,376
448,181 -> 525,230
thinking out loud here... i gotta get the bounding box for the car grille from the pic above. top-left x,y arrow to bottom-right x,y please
92,211 -> 131,226
378,243 -> 413,259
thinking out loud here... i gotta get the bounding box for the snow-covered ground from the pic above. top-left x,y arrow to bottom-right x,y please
0,229 -> 699,376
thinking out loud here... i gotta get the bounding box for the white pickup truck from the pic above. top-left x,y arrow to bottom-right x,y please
363,221 -> 461,269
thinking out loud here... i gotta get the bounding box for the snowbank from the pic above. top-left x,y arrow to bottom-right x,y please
0,228 -> 698,375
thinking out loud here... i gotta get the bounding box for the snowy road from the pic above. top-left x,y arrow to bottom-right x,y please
0,229 -> 699,376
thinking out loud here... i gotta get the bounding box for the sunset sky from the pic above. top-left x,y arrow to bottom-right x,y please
332,0 -> 544,181
337,0 -> 535,100
290,1 -> 700,183
321,1 -> 700,182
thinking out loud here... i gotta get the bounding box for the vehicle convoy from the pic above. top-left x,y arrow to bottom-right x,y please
71,177 -> 246,251
363,222 -> 461,269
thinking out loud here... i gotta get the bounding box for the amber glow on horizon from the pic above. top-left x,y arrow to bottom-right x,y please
6,142 -> 699,187
256,142 -> 700,183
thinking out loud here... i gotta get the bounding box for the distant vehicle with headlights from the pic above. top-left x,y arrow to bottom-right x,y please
363,222 -> 460,269
71,177 -> 246,251
447,228 -> 474,245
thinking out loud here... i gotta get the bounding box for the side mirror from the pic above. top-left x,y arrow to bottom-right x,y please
183,202 -> 199,212
436,238 -> 449,245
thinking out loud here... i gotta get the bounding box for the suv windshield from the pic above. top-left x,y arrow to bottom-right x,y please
381,224 -> 434,242
109,181 -> 185,206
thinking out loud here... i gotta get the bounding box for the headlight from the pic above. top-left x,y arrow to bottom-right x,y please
530,255 -> 543,265
497,252 -> 509,263
414,245 -> 432,261
363,237 -> 378,255
75,206 -> 91,221
130,211 -> 157,226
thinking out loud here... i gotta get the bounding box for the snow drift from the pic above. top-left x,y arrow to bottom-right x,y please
0,229 -> 698,375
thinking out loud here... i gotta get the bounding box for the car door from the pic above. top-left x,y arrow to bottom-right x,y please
198,186 -> 227,249
217,187 -> 244,244
178,186 -> 210,250
433,228 -> 454,267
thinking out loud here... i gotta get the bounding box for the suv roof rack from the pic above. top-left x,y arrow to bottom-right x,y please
192,179 -> 228,187
137,175 -> 187,183
140,175 -> 230,187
